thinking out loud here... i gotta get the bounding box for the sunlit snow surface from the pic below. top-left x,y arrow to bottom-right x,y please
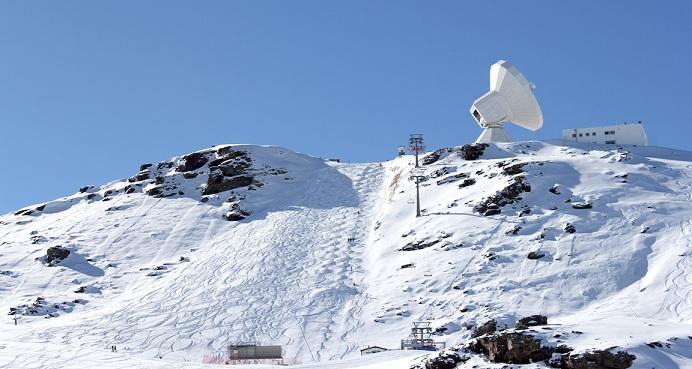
1,141 -> 691,368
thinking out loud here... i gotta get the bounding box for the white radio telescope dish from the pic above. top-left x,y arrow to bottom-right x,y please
469,60 -> 543,143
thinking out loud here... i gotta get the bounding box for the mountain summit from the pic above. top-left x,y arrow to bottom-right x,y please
1,141 -> 691,368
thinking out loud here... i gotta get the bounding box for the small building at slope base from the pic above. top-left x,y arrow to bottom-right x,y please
360,346 -> 389,355
561,122 -> 648,146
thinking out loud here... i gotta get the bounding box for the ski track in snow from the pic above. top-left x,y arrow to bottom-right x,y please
2,162 -> 386,365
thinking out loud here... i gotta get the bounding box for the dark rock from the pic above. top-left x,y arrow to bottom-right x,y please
155,176 -> 165,185
518,207 -> 531,217
400,239 -> 440,251
434,326 -> 448,334
130,171 -> 150,182
484,251 -> 498,260
564,223 -> 576,234
527,251 -> 545,260
176,152 -> 209,172
200,196 -> 209,203
562,350 -> 635,369
30,235 -> 47,244
204,175 -> 254,195
472,319 -> 497,338
505,225 -> 521,235
14,208 -> 33,216
571,202 -> 592,209
183,172 -> 198,179
483,208 -> 501,216
422,151 -> 443,166
430,167 -> 456,179
502,163 -> 526,176
46,246 -> 70,265
416,350 -> 466,369
549,185 -> 561,194
266,167 -> 288,175
458,178 -> 476,188
79,186 -> 91,193
461,143 -> 489,160
124,185 -> 136,194
157,161 -> 173,170
400,263 -> 415,269
474,177 -> 531,214
217,162 -> 251,177
436,173 -> 468,185
516,315 -> 548,329
467,331 -> 556,364
139,163 -> 153,171
224,212 -> 246,221
74,286 -> 87,293
146,186 -> 163,197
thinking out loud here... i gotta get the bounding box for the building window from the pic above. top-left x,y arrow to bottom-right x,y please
604,131 -> 610,135
592,132 -> 596,136
572,134 -> 576,138
585,133 -> 590,136
605,140 -> 616,144
579,133 -> 583,137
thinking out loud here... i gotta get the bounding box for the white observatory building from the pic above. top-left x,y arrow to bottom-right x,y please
469,60 -> 543,143
561,122 -> 648,146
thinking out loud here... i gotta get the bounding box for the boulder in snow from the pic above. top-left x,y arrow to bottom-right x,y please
527,251 -> 546,260
46,246 -> 70,266
515,314 -> 548,329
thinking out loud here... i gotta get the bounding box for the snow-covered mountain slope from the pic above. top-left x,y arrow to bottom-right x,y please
0,141 -> 691,368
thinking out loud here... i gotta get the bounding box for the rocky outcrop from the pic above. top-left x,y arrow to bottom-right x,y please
422,150 -> 444,166
176,152 -> 209,172
516,314 -> 548,329
467,331 -> 560,364
46,246 -> 70,266
204,175 -> 254,196
436,173 -> 468,185
564,223 -> 576,234
458,178 -> 476,188
562,350 -> 635,369
223,203 -> 252,221
461,143 -> 489,160
400,239 -> 440,251
422,143 -> 488,165
501,163 -> 526,176
472,319 -> 497,338
474,176 -> 531,215
414,350 -> 466,369
505,225 -> 522,235
465,314 -> 634,369
8,297 -> 85,318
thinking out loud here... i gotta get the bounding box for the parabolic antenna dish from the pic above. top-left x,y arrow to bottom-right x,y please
469,60 -> 543,143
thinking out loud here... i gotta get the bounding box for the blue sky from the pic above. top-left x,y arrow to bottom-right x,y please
1,1 -> 691,213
